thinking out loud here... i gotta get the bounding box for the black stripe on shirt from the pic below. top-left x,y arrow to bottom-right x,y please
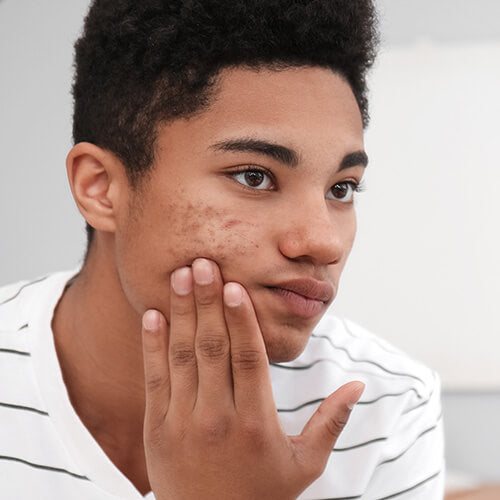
357,387 -> 423,404
277,386 -> 422,413
401,371 -> 437,415
0,455 -> 89,480
0,348 -> 30,356
0,324 -> 30,334
272,361 -> 428,398
314,494 -> 363,500
334,436 -> 388,452
314,469 -> 442,500
0,401 -> 49,416
18,323 -> 29,330
277,397 -> 325,413
311,333 -> 426,388
376,469 -> 442,499
402,397 -> 431,415
270,358 -> 393,380
342,319 -> 404,356
376,413 -> 443,467
0,276 -> 48,306
336,412 -> 442,454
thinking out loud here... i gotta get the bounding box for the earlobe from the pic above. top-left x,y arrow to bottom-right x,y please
65,142 -> 123,233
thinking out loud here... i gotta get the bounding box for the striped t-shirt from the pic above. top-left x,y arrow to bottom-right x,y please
0,268 -> 445,499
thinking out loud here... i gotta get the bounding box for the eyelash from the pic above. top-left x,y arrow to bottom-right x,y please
228,166 -> 366,202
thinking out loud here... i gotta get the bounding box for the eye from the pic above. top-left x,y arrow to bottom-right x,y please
230,168 -> 274,190
327,181 -> 364,203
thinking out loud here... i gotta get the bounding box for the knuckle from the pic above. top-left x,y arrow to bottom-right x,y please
143,414 -> 172,452
142,336 -> 163,354
323,409 -> 349,439
144,421 -> 163,449
170,299 -> 194,318
231,348 -> 263,372
240,419 -> 266,447
170,342 -> 196,367
195,289 -> 217,307
200,415 -> 232,443
196,334 -> 229,360
145,375 -> 165,394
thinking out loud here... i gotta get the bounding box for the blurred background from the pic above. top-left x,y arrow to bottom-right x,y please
1,0 -> 499,495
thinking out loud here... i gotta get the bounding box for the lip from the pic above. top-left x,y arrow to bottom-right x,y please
267,278 -> 334,302
265,278 -> 335,319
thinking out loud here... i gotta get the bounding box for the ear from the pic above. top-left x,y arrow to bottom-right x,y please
65,142 -> 128,234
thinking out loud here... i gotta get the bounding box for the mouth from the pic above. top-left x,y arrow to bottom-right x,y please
265,279 -> 334,319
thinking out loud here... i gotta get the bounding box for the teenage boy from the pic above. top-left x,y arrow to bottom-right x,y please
0,0 -> 444,498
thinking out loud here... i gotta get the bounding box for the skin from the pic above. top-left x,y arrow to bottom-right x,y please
53,66 -> 367,496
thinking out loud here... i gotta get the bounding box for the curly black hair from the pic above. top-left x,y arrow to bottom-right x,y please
72,0 -> 379,260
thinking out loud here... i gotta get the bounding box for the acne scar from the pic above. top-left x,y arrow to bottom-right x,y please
223,219 -> 242,229
162,198 -> 261,262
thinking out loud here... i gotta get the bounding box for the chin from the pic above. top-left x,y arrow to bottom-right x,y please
261,322 -> 313,363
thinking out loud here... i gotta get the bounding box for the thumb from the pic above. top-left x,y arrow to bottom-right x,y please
296,381 -> 365,471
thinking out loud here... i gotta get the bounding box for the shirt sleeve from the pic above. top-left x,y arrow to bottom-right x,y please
359,370 -> 445,499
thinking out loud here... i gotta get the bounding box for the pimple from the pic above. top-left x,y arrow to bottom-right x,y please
223,219 -> 242,229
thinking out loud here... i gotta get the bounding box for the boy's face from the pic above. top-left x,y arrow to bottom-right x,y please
115,66 -> 366,362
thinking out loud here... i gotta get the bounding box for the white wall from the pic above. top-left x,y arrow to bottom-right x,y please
1,0 -> 499,390
331,41 -> 500,390
0,0 -> 90,280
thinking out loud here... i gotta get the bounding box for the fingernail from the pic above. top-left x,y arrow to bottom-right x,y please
171,267 -> 193,295
192,258 -> 214,285
143,310 -> 160,331
224,282 -> 243,307
347,382 -> 365,410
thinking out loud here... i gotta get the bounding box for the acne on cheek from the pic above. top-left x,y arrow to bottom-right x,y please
215,217 -> 262,257
223,219 -> 242,229
165,200 -> 260,264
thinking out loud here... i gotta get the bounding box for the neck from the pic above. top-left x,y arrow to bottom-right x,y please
52,240 -> 151,494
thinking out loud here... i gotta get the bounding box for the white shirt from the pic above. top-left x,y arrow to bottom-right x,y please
0,268 -> 445,499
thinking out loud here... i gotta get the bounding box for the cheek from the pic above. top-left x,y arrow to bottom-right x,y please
166,203 -> 261,263
115,197 -> 263,317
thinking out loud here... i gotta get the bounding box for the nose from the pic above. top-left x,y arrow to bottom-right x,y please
277,197 -> 353,266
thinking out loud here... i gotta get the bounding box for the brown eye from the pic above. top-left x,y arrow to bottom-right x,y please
332,183 -> 349,198
327,182 -> 358,202
245,170 -> 264,187
231,168 -> 273,190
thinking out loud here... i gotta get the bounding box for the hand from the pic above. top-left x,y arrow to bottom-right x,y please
141,258 -> 365,500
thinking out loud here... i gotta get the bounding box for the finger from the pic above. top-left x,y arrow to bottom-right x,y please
223,282 -> 276,419
192,258 -> 234,410
296,381 -> 365,472
142,309 -> 170,427
168,266 -> 198,417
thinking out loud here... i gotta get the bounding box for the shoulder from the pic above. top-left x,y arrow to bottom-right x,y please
0,272 -> 59,386
311,315 -> 442,434
0,268 -> 81,331
278,315 -> 444,498
310,314 -> 437,394
0,274 -> 57,436
272,313 -> 442,455
0,274 -> 52,332
279,314 -> 438,399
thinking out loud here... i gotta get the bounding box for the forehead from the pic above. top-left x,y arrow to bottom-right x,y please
156,66 -> 364,164
210,66 -> 362,126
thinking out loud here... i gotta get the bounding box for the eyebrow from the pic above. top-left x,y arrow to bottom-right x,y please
209,137 -> 368,171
